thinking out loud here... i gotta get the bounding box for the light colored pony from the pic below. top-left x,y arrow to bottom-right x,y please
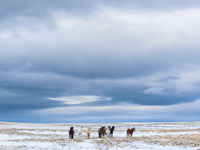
78,126 -> 83,138
87,125 -> 91,139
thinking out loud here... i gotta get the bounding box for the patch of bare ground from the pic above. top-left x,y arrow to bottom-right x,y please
93,138 -> 135,149
15,145 -> 27,150
0,147 -> 6,150
134,134 -> 200,147
93,133 -> 200,148
0,131 -> 58,137
7,138 -> 66,146
0,128 -> 67,132
0,128 -> 67,137
7,138 -> 84,147
138,128 -> 200,133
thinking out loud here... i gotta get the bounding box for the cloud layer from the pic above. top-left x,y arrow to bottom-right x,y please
1,0 -> 200,122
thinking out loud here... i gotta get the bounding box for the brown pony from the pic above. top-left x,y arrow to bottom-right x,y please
126,128 -> 135,137
69,127 -> 74,139
98,126 -> 107,138
102,127 -> 107,137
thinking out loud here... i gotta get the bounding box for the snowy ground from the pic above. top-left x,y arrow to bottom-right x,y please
0,122 -> 200,149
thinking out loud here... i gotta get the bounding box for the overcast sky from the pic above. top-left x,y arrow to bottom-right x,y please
1,0 -> 200,123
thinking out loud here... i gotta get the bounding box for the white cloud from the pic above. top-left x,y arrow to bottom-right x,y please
38,102 -> 166,115
0,30 -> 14,39
48,95 -> 111,105
1,7 -> 200,79
38,98 -> 200,121
143,87 -> 165,95
2,7 -> 200,50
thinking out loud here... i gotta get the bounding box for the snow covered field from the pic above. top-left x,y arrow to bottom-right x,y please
0,122 -> 200,150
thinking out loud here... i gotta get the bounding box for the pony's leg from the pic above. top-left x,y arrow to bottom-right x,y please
126,132 -> 128,138
87,132 -> 90,139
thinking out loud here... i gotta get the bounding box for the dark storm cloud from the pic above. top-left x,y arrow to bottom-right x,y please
0,0 -> 93,18
1,0 -> 200,17
0,71 -> 67,113
0,0 -> 200,26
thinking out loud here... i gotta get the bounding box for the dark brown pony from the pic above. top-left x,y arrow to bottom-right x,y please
102,127 -> 107,137
69,127 -> 74,139
126,128 -> 135,137
98,126 -> 107,138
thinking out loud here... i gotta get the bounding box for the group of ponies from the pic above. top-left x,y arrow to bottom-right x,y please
98,126 -> 115,138
69,126 -> 135,139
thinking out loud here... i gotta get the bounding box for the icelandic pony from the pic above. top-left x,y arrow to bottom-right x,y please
110,126 -> 115,138
126,128 -> 135,137
87,125 -> 91,139
78,126 -> 83,138
98,126 -> 107,138
69,127 -> 75,139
